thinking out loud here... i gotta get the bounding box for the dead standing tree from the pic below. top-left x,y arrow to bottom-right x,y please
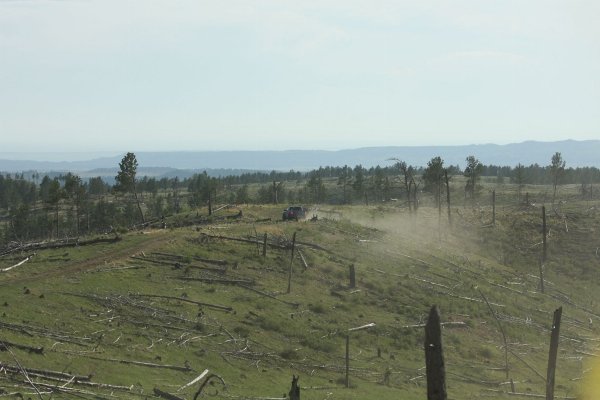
425,305 -> 447,400
546,307 -> 562,400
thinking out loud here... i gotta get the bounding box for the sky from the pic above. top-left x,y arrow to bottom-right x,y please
1,0 -> 599,153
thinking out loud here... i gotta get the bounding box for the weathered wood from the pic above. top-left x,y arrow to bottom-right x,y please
179,369 -> 209,391
0,339 -> 43,354
82,355 -> 191,372
129,294 -> 233,312
479,289 -> 509,379
546,307 -> 562,400
238,285 -> 299,308
345,334 -> 350,388
298,249 -> 308,270
492,190 -> 496,226
289,375 -> 300,400
131,255 -> 226,273
539,261 -> 545,294
192,373 -> 226,400
154,387 -> 186,400
199,233 -> 287,250
0,236 -> 120,257
349,264 -> 356,289
542,206 -> 547,263
0,362 -> 90,381
177,276 -> 253,285
0,254 -> 35,272
263,233 -> 267,257
287,232 -> 297,294
425,305 -> 447,400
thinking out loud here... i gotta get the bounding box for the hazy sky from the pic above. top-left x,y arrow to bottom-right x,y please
1,0 -> 599,152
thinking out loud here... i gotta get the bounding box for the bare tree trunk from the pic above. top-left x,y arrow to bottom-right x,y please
425,305 -> 447,400
546,307 -> 562,400
133,191 -> 145,224
444,170 -> 451,227
492,190 -> 496,226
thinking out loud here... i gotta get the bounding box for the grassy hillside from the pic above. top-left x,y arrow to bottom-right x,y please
0,197 -> 599,399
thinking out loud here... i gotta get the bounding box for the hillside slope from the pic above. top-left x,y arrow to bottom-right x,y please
0,202 -> 598,399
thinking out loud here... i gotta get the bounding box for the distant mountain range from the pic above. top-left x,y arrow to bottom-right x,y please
0,140 -> 598,179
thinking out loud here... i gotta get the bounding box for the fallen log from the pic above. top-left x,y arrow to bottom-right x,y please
402,322 -> 467,329
151,252 -> 228,266
0,340 -> 43,354
199,233 -> 287,250
129,294 -> 233,312
177,277 -> 254,285
298,249 -> 309,270
130,256 -> 226,273
178,369 -> 209,391
0,236 -> 121,257
1,254 -> 35,272
79,355 -> 192,372
154,388 -> 186,400
0,362 -> 90,381
238,285 -> 299,308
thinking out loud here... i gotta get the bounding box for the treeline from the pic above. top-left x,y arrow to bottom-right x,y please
1,151 -> 599,246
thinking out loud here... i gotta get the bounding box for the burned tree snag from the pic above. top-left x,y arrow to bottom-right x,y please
539,260 -> 545,294
345,334 -> 350,388
444,169 -> 451,227
546,307 -> 562,400
287,232 -> 297,294
425,305 -> 447,400
262,233 -> 267,257
492,190 -> 496,226
542,206 -> 547,263
289,375 -> 300,400
349,264 -> 356,288
208,192 -> 213,216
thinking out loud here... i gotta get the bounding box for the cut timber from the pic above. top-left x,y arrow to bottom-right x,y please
130,294 -> 233,312
1,254 -> 34,272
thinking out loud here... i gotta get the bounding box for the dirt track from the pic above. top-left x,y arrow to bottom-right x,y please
0,231 -> 170,286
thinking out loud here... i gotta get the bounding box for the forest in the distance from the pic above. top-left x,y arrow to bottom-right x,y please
1,151 -> 598,247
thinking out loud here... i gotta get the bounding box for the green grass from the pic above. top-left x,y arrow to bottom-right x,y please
0,194 -> 599,399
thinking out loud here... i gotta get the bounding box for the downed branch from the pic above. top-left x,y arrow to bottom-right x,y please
1,254 -> 35,272
129,294 -> 233,312
178,369 -> 209,391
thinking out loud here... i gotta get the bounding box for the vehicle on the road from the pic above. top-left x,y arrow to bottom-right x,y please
282,206 -> 307,221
